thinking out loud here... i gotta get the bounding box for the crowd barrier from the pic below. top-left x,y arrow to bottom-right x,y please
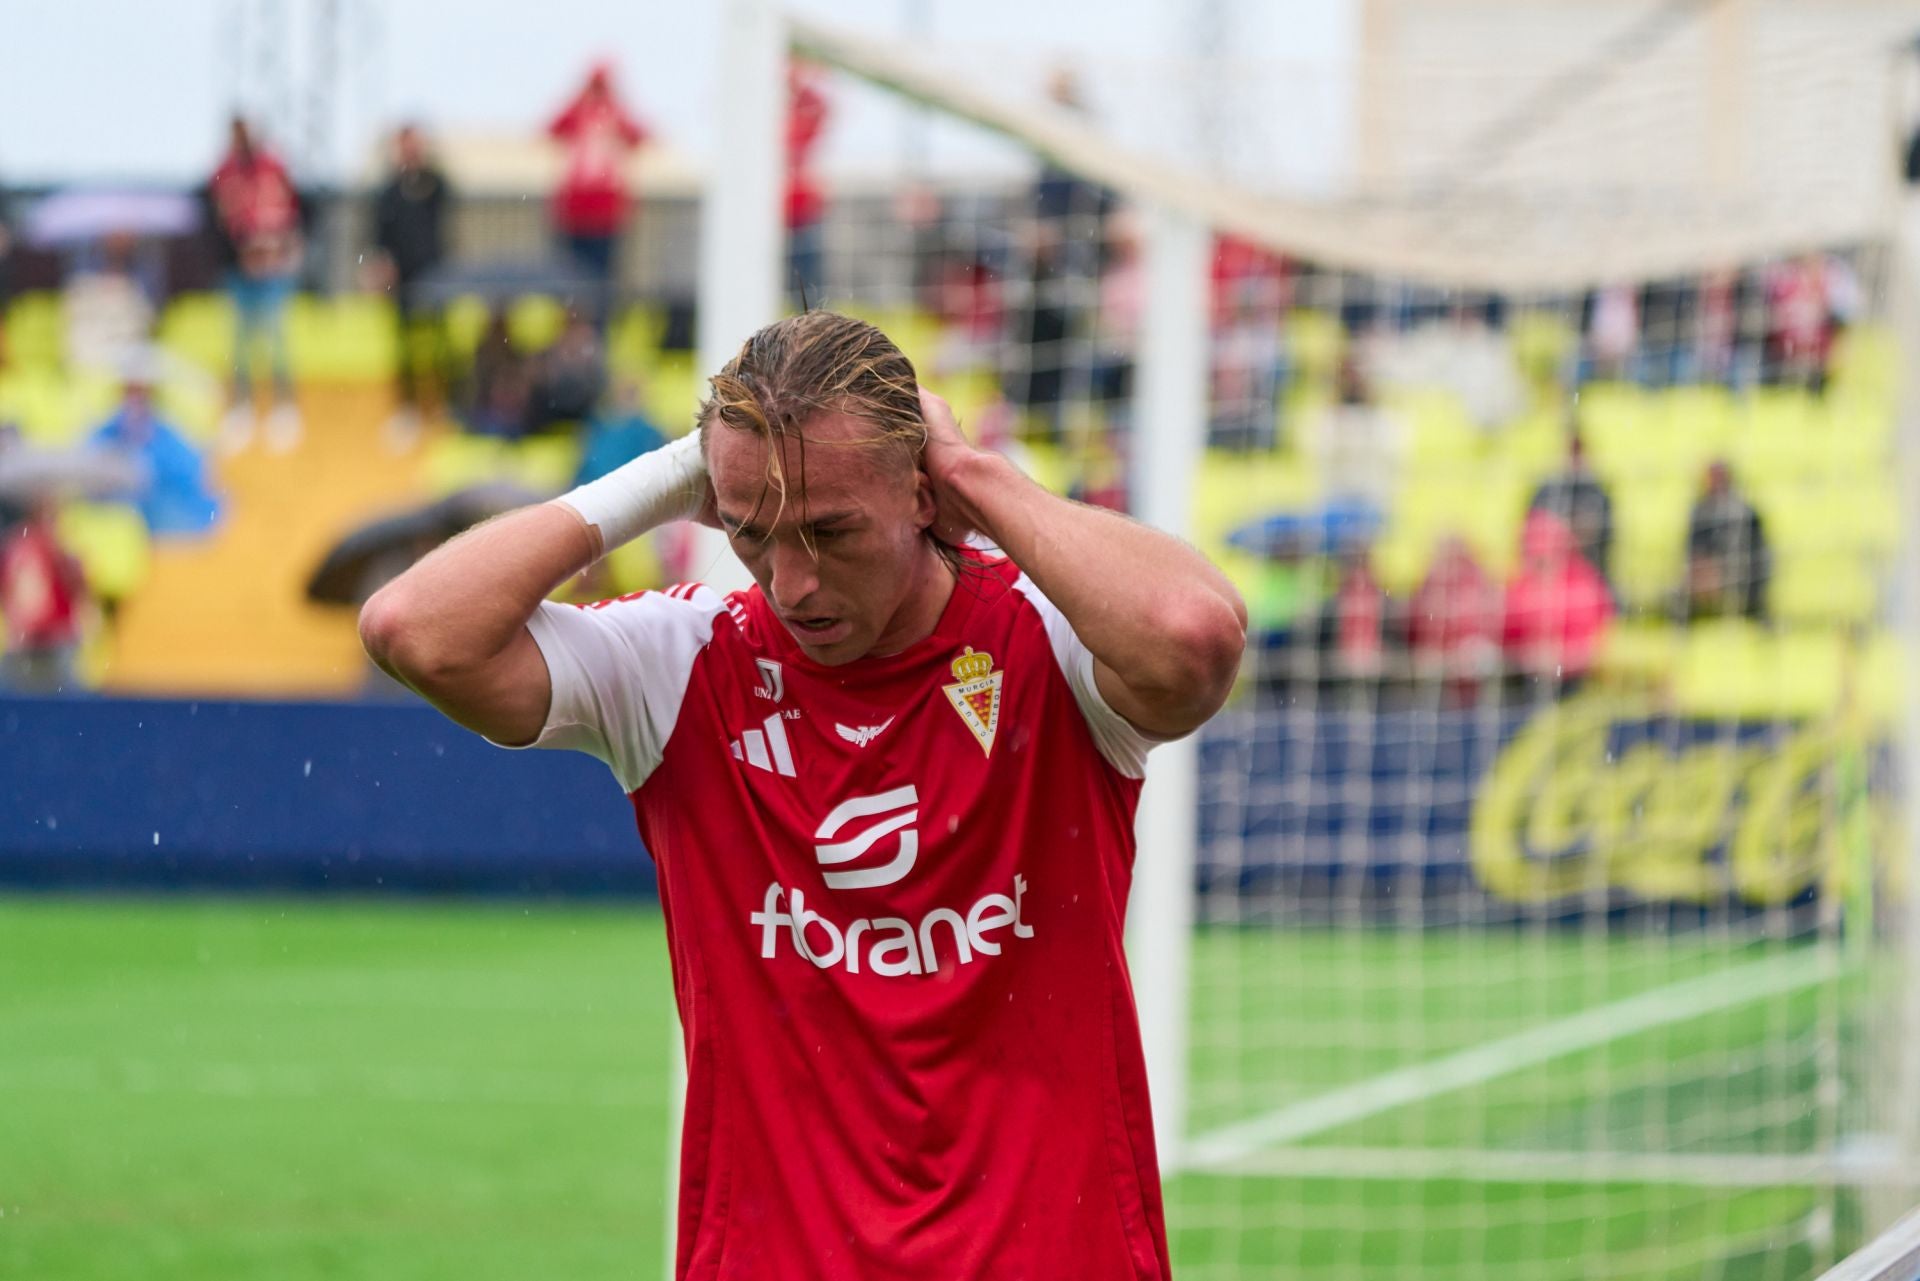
1,694 -> 1890,913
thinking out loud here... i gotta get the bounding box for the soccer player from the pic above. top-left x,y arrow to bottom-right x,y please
360,311 -> 1247,1278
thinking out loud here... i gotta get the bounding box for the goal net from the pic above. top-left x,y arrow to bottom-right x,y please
707,5 -> 1920,1276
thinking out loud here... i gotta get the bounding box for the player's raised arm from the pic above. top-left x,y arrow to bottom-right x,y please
357,434 -> 710,745
918,388 -> 1247,740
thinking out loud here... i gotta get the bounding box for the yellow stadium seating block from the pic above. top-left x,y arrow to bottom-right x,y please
644,353 -> 703,435
508,436 -> 584,494
1827,324 -> 1898,405
5,293 -> 65,370
1673,618 -> 1771,719
1771,552 -> 1878,626
419,432 -> 511,497
285,295 -> 399,381
1595,621 -> 1680,684
1860,631 -> 1907,721
0,369 -> 79,445
1285,309 -> 1343,385
157,292 -> 236,378
607,305 -> 665,381
1509,311 -> 1577,386
56,501 -> 151,603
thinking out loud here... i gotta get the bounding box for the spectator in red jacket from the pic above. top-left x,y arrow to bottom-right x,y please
206,116 -> 303,454
1503,508 -> 1613,685
0,499 -> 91,694
1410,536 -> 1501,697
785,60 -> 831,305
548,62 -> 648,317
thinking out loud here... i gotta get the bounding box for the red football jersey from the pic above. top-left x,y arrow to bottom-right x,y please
508,551 -> 1170,1279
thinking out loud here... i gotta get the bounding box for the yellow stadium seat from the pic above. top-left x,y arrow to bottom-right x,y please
56,501 -> 151,603
1766,629 -> 1847,719
1827,324 -> 1898,406
1595,621 -> 1680,684
156,292 -> 236,378
1509,311 -> 1577,388
286,294 -> 397,381
644,352 -> 702,434
5,292 -> 65,370
507,436 -> 584,493
441,295 -> 492,364
508,295 -> 568,353
1673,618 -> 1771,719
419,432 -> 511,497
1770,552 -> 1878,626
0,369 -> 77,444
1284,309 -> 1343,385
607,305 -> 665,381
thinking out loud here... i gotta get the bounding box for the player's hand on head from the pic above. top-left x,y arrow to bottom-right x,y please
918,387 -> 982,546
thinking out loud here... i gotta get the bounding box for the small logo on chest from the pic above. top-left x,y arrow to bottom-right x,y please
834,717 -> 894,748
941,646 -> 1004,757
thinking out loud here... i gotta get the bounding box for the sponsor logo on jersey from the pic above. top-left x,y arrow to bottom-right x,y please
942,646 -> 1003,757
750,875 -> 1035,977
812,785 -> 917,889
753,658 -> 785,702
834,717 -> 894,748
730,710 -> 798,778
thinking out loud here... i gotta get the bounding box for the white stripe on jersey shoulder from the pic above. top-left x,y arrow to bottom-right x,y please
518,583 -> 729,793
1008,571 -> 1155,780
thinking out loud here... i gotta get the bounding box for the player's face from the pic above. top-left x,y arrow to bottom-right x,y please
708,410 -> 939,666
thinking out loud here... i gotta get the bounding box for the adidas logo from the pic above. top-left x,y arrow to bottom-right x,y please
730,710 -> 797,778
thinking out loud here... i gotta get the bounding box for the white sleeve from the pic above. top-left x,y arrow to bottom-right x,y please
491,585 -> 725,792
1011,572 -> 1163,780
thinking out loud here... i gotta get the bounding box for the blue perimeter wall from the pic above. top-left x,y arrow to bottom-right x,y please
0,697 -> 652,895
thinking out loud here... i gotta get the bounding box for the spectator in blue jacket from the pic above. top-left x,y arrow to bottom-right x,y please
90,353 -> 222,538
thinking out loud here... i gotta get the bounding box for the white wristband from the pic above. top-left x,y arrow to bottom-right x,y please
553,431 -> 708,553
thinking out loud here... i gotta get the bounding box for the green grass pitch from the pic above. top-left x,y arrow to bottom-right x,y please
0,898 -> 1861,1279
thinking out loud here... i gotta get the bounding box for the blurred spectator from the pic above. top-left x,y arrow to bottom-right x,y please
1409,536 -> 1501,695
1694,267 -> 1744,387
1299,356 -> 1405,504
461,313 -> 533,438
1208,235 -> 1288,450
785,60 -> 831,306
206,116 -> 303,453
575,375 -> 666,485
63,230 -> 155,377
89,353 -> 221,537
1682,459 -> 1769,622
548,62 -> 648,316
1502,508 -> 1613,682
1318,544 -> 1396,682
524,313 -> 607,433
1582,282 -> 1639,382
1763,253 -> 1834,389
1528,432 -> 1613,586
0,497 -> 90,694
372,123 -> 453,449
1007,66 -> 1113,442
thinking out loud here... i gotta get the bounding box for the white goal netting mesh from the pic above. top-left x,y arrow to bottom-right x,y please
771,6 -> 1920,1276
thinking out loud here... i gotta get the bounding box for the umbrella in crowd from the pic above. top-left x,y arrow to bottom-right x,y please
0,446 -> 145,506
305,483 -> 543,606
1227,498 -> 1383,559
25,188 -> 199,247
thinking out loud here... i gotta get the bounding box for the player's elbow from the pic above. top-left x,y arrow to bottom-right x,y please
358,584 -> 459,689
1141,595 -> 1246,722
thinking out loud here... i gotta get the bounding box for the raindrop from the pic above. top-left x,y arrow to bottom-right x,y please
303,760 -> 313,778
152,832 -> 160,846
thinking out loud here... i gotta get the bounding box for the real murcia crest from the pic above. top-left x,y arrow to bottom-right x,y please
941,646 -> 1003,758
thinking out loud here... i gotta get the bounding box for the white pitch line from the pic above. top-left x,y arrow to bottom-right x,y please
1182,948 -> 1832,1171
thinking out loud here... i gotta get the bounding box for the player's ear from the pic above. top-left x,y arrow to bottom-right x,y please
912,465 -> 937,532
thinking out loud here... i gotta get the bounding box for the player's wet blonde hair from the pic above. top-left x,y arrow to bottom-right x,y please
699,311 -> 957,567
